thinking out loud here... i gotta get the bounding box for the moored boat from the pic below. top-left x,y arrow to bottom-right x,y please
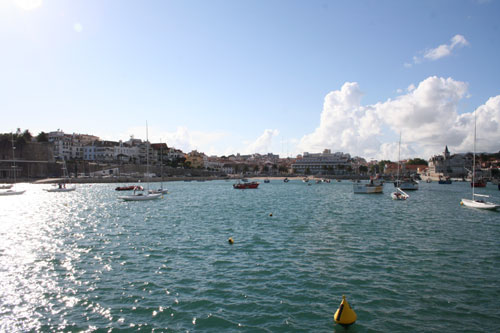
471,179 -> 486,188
394,179 -> 419,190
391,188 -> 409,200
438,176 -> 452,184
460,111 -> 498,210
115,185 -> 143,191
233,181 -> 259,189
353,178 -> 383,194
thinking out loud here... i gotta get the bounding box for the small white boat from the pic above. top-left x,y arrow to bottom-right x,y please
148,188 -> 168,194
391,188 -> 409,200
394,179 -> 419,190
0,184 -> 13,189
45,185 -> 76,192
0,189 -> 26,196
461,195 -> 499,210
460,111 -> 498,210
119,192 -> 162,201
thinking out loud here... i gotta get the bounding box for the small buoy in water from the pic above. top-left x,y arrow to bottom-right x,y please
228,237 -> 234,245
334,295 -> 357,326
269,213 -> 273,217
460,201 -> 463,205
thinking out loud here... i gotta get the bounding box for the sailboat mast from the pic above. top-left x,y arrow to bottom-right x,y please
11,134 -> 16,184
397,132 -> 401,185
472,111 -> 476,199
146,121 -> 149,191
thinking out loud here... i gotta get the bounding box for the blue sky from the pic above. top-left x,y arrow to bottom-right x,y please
1,0 -> 499,160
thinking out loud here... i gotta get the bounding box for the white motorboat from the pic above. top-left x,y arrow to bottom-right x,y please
0,184 -> 13,189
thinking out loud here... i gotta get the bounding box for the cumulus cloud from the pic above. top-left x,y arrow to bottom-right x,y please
298,82 -> 382,157
243,129 -> 279,154
298,77 -> 500,160
408,34 -> 469,66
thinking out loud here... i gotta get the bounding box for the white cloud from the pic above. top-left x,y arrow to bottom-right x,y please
298,82 -> 382,157
298,77 -> 500,160
242,129 -> 279,154
408,34 -> 469,66
13,0 -> 42,10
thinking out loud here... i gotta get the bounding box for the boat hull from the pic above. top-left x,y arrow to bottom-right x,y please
0,189 -> 25,196
115,186 -> 143,191
353,184 -> 383,194
118,193 -> 162,201
233,182 -> 259,189
394,181 -> 419,190
149,189 -> 168,194
461,198 -> 499,210
45,187 -> 76,192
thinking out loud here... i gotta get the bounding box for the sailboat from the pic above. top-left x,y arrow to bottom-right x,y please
461,111 -> 499,210
0,135 -> 25,196
149,140 -> 168,194
391,133 -> 409,200
119,122 -> 162,201
45,159 -> 76,192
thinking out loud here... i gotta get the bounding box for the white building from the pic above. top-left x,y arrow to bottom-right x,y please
292,149 -> 351,175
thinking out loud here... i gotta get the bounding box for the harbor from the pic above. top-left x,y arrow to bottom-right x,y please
1,180 -> 499,331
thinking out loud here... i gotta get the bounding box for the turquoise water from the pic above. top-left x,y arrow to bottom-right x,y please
0,180 -> 499,332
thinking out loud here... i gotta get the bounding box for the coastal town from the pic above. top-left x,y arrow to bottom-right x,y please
1,128 -> 499,183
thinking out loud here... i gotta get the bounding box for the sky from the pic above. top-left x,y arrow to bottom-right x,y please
1,0 -> 500,161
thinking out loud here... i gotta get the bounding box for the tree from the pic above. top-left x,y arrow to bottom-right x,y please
377,160 -> 391,173
305,167 -> 311,175
36,131 -> 49,142
407,158 -> 428,166
22,130 -> 32,142
359,165 -> 368,174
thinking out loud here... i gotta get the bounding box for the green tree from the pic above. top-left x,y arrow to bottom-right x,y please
359,165 -> 368,174
407,158 -> 428,166
36,131 -> 49,142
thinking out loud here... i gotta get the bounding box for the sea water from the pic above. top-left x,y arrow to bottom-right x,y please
0,180 -> 499,332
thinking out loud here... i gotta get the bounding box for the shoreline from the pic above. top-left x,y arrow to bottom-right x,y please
18,175 -> 364,185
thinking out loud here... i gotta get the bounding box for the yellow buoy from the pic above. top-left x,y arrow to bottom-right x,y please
228,237 -> 234,245
334,295 -> 357,326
